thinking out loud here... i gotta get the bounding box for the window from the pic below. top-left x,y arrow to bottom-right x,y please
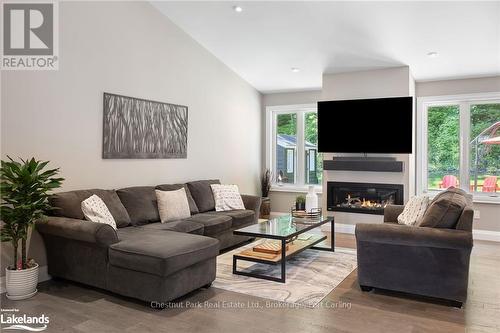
417,93 -> 500,201
470,103 -> 500,193
427,105 -> 460,190
267,105 -> 323,190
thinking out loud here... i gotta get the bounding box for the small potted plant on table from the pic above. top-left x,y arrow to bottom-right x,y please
295,195 -> 306,211
1,157 -> 63,300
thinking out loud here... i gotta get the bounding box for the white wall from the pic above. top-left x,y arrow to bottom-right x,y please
1,2 -> 262,275
263,90 -> 322,107
416,76 -> 500,97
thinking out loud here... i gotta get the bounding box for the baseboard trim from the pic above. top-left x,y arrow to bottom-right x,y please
0,265 -> 51,294
322,223 -> 356,234
473,229 -> 500,242
322,223 -> 500,242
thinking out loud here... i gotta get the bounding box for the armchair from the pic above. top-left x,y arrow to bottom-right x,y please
355,203 -> 473,307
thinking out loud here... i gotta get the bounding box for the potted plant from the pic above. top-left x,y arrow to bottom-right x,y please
260,169 -> 272,219
1,157 -> 63,300
295,195 -> 306,211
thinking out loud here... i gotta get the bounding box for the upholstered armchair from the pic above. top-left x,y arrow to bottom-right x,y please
355,197 -> 474,307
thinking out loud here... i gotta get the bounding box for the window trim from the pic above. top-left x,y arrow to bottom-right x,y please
416,92 -> 500,203
266,104 -> 322,193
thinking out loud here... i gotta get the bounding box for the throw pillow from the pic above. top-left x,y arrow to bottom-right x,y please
397,195 -> 429,226
155,188 -> 191,223
155,183 -> 199,215
211,184 -> 245,211
81,194 -> 117,230
417,187 -> 468,229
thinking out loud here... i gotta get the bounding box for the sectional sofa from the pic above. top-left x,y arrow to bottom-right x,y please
36,179 -> 261,303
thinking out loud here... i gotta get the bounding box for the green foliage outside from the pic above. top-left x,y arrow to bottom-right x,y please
427,104 -> 500,190
276,113 -> 297,136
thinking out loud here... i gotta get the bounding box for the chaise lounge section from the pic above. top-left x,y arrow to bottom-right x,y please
36,179 -> 261,303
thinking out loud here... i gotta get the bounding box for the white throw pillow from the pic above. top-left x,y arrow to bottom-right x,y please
81,194 -> 117,230
155,188 -> 191,223
211,184 -> 245,211
397,195 -> 430,226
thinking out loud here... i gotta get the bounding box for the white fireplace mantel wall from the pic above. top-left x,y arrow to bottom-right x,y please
321,66 -> 416,226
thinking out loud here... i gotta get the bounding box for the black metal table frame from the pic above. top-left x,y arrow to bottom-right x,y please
232,217 -> 334,283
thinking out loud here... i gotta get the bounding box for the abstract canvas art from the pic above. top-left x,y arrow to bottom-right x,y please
102,93 -> 188,159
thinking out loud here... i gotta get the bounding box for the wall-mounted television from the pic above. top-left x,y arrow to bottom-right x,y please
317,96 -> 413,154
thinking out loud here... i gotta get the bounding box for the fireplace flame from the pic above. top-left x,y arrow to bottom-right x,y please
361,199 -> 379,208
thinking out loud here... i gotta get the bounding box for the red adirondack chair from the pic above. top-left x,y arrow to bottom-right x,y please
439,175 -> 459,189
482,176 -> 499,192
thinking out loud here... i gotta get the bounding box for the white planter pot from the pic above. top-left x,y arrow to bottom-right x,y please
5,263 -> 39,300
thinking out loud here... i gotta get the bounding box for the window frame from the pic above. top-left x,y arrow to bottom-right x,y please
417,92 -> 500,203
266,104 -> 322,193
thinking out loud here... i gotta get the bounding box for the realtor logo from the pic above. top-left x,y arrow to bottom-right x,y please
1,1 -> 58,70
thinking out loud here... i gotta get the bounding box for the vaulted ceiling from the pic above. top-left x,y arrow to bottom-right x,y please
153,1 -> 500,92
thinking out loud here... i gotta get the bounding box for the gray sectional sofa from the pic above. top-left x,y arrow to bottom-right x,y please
36,179 -> 261,303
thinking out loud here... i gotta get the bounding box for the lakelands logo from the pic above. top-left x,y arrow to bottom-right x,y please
1,1 -> 59,70
1,309 -> 49,331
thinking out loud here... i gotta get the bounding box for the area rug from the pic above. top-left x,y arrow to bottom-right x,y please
213,242 -> 357,307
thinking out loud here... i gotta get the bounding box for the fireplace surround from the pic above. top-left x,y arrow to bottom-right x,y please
327,181 -> 404,215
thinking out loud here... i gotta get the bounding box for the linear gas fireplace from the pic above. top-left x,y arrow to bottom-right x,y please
327,182 -> 404,215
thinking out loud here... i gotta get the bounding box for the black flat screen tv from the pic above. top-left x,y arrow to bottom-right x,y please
317,96 -> 413,153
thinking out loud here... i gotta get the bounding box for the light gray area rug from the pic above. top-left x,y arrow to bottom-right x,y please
213,242 -> 357,307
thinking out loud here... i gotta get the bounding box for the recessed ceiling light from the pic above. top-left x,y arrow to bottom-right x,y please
291,67 -> 300,73
233,6 -> 243,12
427,51 -> 439,58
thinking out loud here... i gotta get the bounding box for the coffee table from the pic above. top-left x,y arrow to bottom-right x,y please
232,215 -> 334,283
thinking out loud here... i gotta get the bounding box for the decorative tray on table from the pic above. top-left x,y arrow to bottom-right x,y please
290,208 -> 322,219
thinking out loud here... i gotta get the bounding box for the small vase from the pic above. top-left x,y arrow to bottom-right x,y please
260,197 -> 271,218
305,185 -> 318,212
6,263 -> 39,300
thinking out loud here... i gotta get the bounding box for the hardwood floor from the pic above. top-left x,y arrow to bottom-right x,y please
1,233 -> 499,333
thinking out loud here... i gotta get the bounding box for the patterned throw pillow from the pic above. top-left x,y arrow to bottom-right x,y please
397,195 -> 430,226
210,184 -> 245,211
81,194 -> 117,230
155,188 -> 191,223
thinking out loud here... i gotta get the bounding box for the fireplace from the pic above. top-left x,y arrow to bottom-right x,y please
327,182 -> 404,215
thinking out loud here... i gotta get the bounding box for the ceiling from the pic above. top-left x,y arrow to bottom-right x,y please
153,1 -> 500,93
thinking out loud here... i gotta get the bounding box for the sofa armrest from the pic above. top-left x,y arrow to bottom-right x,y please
355,223 -> 472,250
383,204 -> 404,223
241,194 -> 262,216
36,217 -> 119,247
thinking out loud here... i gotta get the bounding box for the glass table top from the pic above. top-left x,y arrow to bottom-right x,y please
234,214 -> 333,239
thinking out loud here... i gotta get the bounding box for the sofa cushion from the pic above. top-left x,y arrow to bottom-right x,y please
109,230 -> 219,277
211,184 -> 245,211
81,194 -> 117,230
184,213 -> 231,236
156,188 -> 191,223
155,184 -> 199,215
418,187 -> 468,229
186,179 -> 220,213
49,189 -> 131,228
116,186 -> 159,226
397,195 -> 429,226
206,210 -> 255,229
141,220 -> 204,235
